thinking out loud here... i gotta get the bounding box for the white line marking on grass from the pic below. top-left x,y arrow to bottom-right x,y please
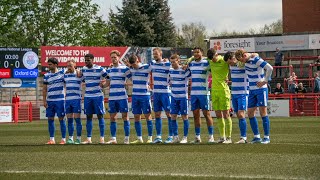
1,170 -> 307,180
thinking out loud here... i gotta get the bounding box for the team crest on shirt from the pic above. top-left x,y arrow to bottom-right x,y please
118,69 -> 121,73
93,69 -> 96,72
179,71 -> 182,74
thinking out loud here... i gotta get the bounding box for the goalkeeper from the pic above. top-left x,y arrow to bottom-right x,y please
207,49 -> 232,144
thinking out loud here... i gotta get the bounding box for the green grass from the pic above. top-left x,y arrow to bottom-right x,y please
0,117 -> 319,179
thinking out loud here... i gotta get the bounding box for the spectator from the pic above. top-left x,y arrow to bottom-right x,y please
289,72 -> 297,81
273,83 -> 284,95
12,92 -> 20,104
314,72 -> 320,93
11,92 -> 20,121
295,82 -> 307,113
287,72 -> 298,93
296,82 -> 307,94
288,80 -> 297,93
316,56 -> 320,73
274,47 -> 284,77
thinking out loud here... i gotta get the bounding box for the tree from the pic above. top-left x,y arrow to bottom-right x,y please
0,0 -> 109,47
259,19 -> 283,34
106,10 -> 128,46
177,22 -> 207,51
210,19 -> 283,37
106,0 -> 176,47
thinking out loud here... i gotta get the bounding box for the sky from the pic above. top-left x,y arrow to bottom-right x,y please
93,0 -> 282,37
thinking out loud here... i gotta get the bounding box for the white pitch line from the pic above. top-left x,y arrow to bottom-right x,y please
0,170 -> 307,180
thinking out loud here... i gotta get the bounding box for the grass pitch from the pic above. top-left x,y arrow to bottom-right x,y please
0,117 -> 319,179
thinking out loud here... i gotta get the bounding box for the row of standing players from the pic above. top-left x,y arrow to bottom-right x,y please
43,47 -> 273,145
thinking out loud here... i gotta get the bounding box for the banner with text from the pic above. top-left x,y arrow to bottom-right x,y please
254,35 -> 309,52
0,106 -> 12,123
210,38 -> 255,53
40,46 -> 129,71
254,100 -> 290,117
41,46 -> 193,73
309,34 -> 320,50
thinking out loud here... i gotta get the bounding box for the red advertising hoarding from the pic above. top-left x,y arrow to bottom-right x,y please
40,46 -> 129,72
40,46 -> 193,73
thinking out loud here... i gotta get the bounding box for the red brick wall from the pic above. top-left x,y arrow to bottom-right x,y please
283,0 -> 320,33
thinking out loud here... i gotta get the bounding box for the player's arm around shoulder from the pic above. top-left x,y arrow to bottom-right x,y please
100,79 -> 110,89
182,57 -> 194,70
101,68 -> 111,88
76,68 -> 83,78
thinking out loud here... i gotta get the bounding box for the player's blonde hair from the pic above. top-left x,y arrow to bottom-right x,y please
170,54 -> 180,60
110,50 -> 121,57
235,49 -> 247,60
67,59 -> 76,64
153,47 -> 162,54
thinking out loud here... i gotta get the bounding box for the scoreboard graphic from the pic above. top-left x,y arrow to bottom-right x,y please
0,47 -> 39,79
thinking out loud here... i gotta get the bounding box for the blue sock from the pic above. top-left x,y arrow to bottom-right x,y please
262,116 -> 270,136
147,120 -> 153,136
183,120 -> 189,136
59,119 -> 66,139
123,120 -> 130,137
135,121 -> 142,137
110,121 -> 117,137
98,118 -> 105,137
155,118 -> 162,136
67,118 -> 74,137
171,120 -> 178,136
195,127 -> 201,136
239,118 -> 247,138
168,117 -> 173,136
75,118 -> 82,137
207,125 -> 214,136
249,117 -> 259,136
48,120 -> 55,137
86,119 -> 93,137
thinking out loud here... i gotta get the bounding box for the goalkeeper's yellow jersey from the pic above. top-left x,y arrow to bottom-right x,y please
209,55 -> 229,91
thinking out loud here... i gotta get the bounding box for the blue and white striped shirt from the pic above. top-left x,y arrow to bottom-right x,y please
245,57 -> 272,91
230,64 -> 249,95
188,58 -> 210,96
150,60 -> 171,93
130,64 -> 152,96
82,64 -> 108,97
106,65 -> 131,100
64,71 -> 82,100
43,70 -> 65,101
169,67 -> 191,99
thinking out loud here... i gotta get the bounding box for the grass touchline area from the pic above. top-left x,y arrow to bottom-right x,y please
0,117 -> 319,180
